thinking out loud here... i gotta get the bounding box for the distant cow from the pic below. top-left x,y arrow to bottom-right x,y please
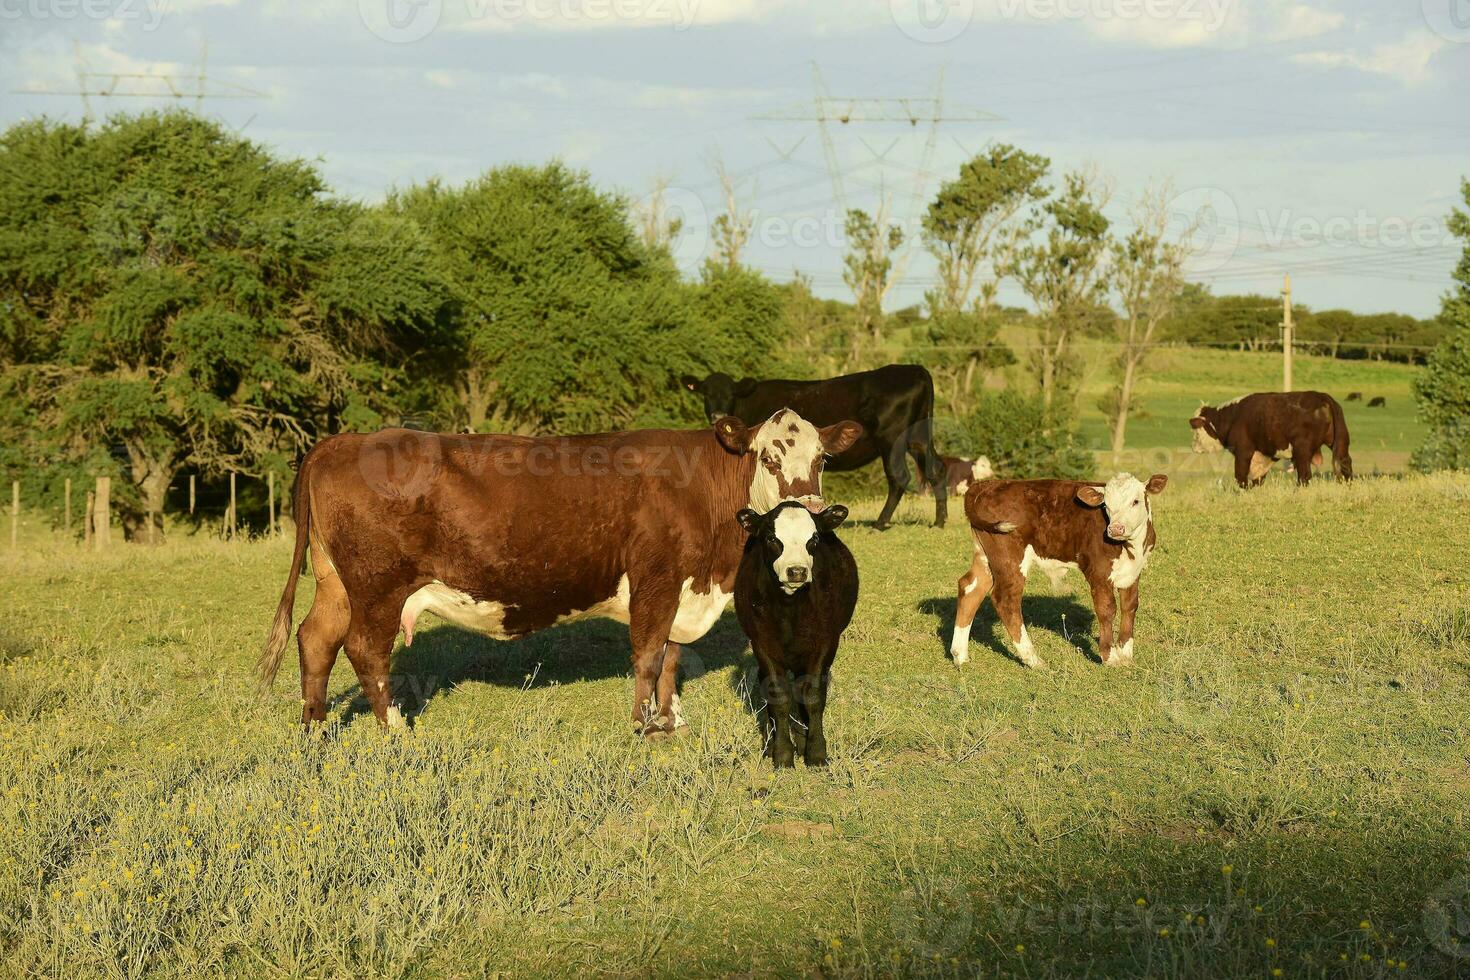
950,474 -> 1168,669
681,365 -> 946,529
1189,391 -> 1352,487
920,455 -> 994,497
1368,396 -> 1386,408
1346,392 -> 1362,402
258,410 -> 862,735
734,501 -> 857,768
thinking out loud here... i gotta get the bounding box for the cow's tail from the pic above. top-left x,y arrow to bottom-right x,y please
1329,397 -> 1354,481
257,459 -> 312,694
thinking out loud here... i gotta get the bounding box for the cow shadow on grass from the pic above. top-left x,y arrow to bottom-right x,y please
328,613 -> 752,725
917,593 -> 1101,666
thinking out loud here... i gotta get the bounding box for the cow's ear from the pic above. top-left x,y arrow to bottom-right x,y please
680,375 -> 701,393
816,505 -> 849,531
714,415 -> 752,454
736,508 -> 761,533
733,376 -> 759,397
1188,416 -> 1206,430
1145,474 -> 1168,495
819,420 -> 863,456
1076,486 -> 1105,507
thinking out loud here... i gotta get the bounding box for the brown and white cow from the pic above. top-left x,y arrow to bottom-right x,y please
949,473 -> 1167,669
258,410 -> 862,734
919,455 -> 994,497
1189,391 -> 1352,487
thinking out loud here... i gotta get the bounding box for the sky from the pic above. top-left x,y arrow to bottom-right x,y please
2,0 -> 1466,317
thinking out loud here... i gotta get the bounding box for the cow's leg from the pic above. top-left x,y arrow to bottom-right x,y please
658,640 -> 686,730
342,601 -> 405,728
628,581 -> 679,735
297,563 -> 349,727
993,569 -> 1043,669
911,426 -> 946,528
873,447 -> 910,530
1114,582 -> 1140,665
1292,444 -> 1315,485
761,664 -> 796,769
950,539 -> 993,665
797,659 -> 834,767
1090,576 -> 1120,666
1233,451 -> 1255,489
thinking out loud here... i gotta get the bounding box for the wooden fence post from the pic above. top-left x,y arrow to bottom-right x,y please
229,471 -> 237,542
9,481 -> 17,549
64,477 -> 72,534
84,490 -> 94,549
189,474 -> 196,515
94,476 -> 111,551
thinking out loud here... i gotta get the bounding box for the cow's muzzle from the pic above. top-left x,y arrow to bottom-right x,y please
1107,522 -> 1127,540
795,495 -> 825,514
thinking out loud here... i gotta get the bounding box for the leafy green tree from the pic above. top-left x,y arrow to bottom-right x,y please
842,206 -> 905,362
1104,184 -> 1192,455
0,112 -> 444,540
952,389 -> 1093,480
919,145 -> 1045,410
1013,170 -> 1113,410
1413,178 -> 1470,472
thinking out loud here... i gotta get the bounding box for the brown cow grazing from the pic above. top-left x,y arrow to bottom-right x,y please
1346,392 -> 1362,402
1368,396 -> 1386,408
1189,391 -> 1352,487
950,474 -> 1167,670
919,455 -> 994,496
734,501 -> 857,768
258,410 -> 862,735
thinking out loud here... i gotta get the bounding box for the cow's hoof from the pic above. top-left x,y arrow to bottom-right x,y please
950,650 -> 969,666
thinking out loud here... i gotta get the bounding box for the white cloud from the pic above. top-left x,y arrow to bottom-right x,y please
1292,30 -> 1448,85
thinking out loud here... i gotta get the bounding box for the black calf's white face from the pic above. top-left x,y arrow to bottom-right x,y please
737,502 -> 849,595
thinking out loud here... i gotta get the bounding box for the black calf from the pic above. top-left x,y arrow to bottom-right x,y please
734,501 -> 859,767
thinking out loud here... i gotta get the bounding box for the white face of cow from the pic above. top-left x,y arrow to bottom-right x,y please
739,409 -> 862,514
1100,474 -> 1151,542
1190,409 -> 1223,453
770,507 -> 818,593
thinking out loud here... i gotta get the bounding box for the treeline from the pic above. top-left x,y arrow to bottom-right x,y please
3,111 -> 1465,539
1161,284 -> 1444,363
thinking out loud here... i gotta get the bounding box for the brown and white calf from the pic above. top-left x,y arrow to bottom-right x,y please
949,473 -> 1167,669
258,409 -> 861,734
919,455 -> 994,497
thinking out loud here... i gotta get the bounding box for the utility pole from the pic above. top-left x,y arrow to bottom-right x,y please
1281,272 -> 1293,393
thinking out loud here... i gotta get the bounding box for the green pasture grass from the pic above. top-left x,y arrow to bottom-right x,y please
1069,348 -> 1426,473
2,474 -> 1469,977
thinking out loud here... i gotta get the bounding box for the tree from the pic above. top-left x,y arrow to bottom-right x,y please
709,156 -> 754,272
920,145 -> 1046,409
393,163 -> 769,434
1412,178 -> 1470,472
841,205 -> 905,362
1104,183 -> 1193,455
1013,169 -> 1113,410
0,112 -> 444,541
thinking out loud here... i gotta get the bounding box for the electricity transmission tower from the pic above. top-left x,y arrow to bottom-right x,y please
754,62 -> 1002,217
18,41 -> 266,124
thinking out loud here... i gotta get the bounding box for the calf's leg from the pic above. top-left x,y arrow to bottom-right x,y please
754,651 -> 796,768
1114,582 -> 1140,665
992,570 -> 1043,669
1292,444 -> 1315,485
628,579 -> 679,735
795,657 -> 835,766
1089,577 -> 1119,666
658,640 -> 686,730
950,541 -> 993,665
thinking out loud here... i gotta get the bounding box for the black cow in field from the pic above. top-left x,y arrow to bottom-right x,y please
1368,396 -> 1386,408
681,364 -> 946,529
1189,391 -> 1352,487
